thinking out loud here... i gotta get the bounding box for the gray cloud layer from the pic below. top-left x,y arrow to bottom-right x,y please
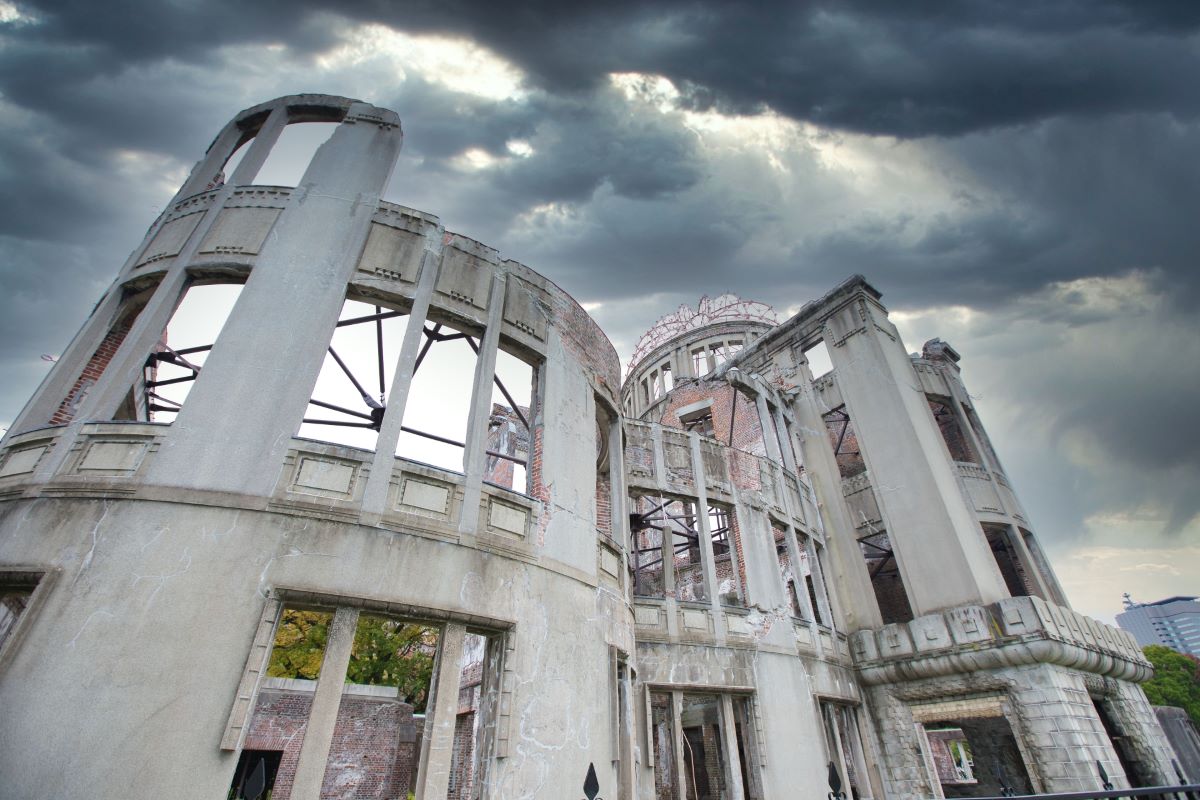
2,0 -> 1198,614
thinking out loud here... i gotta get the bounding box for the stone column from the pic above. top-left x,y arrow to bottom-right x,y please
459,271 -> 505,534
361,241 -> 443,522
290,607 -> 360,800
417,621 -> 467,800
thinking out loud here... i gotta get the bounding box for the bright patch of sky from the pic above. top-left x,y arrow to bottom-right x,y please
316,24 -> 527,102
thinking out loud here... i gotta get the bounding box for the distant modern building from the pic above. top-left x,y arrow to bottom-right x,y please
1118,595 -> 1200,657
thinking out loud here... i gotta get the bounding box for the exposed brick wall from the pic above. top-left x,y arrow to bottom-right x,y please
650,380 -> 766,458
928,397 -> 976,464
595,472 -> 612,540
49,310 -> 140,425
483,402 -> 530,489
243,686 -> 417,799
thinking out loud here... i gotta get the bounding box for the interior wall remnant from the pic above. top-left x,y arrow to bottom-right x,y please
922,717 -> 1033,799
51,289 -> 151,425
650,692 -> 679,800
928,396 -> 975,463
823,406 -> 866,480
857,531 -> 915,624
680,694 -> 730,800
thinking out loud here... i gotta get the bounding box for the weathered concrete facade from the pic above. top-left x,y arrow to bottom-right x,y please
0,95 -> 1176,799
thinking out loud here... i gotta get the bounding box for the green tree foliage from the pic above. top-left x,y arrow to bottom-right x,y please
1141,645 -> 1200,725
267,609 -> 332,680
267,610 -> 438,712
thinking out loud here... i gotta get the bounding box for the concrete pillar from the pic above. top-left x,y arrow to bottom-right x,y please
608,412 -> 629,589
290,607 -> 360,800
690,433 -> 726,614
459,271 -> 505,534
787,368 -> 883,632
361,242 -> 442,521
720,694 -> 747,800
149,103 -> 403,495
227,105 -> 289,187
417,621 -> 466,800
822,291 -> 1008,613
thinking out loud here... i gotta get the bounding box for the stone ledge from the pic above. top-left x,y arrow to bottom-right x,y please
851,596 -> 1151,685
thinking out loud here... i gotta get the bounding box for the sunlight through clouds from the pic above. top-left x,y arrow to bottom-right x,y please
316,24 -> 527,101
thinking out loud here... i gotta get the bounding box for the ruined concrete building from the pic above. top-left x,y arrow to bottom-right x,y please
0,96 -> 1178,799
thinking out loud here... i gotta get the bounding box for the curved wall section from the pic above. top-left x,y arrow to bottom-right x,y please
0,96 -> 628,800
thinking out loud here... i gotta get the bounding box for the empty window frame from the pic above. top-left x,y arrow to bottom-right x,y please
857,530 -> 914,624
962,403 -> 1003,473
595,402 -> 616,542
821,701 -> 873,800
629,496 -> 744,605
691,347 -> 708,376
647,690 -> 761,800
983,523 -> 1037,599
803,340 -> 834,380
484,348 -> 535,493
139,282 -> 244,423
928,396 -> 975,463
0,571 -> 43,658
629,495 -> 711,603
680,408 -> 716,439
823,406 -> 866,480
298,297 -> 408,450
708,504 -> 745,608
229,603 -> 497,800
774,525 -> 826,624
396,318 -> 482,473
252,122 -> 339,187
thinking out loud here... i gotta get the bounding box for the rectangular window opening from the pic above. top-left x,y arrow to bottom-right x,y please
629,495 -> 707,603
709,504 -> 744,608
662,362 -> 674,392
691,348 -> 708,377
252,121 -> 339,187
298,297 -> 409,451
821,702 -> 873,800
858,530 -> 914,624
804,340 -> 834,380
823,406 -> 866,480
681,694 -> 730,800
983,524 -> 1036,599
396,319 -> 481,473
484,347 -> 535,494
928,396 -> 976,463
0,572 -> 40,656
920,716 -> 1033,798
140,282 -> 244,424
235,604 -> 471,800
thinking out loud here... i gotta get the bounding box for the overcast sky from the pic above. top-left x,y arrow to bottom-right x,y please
1,0 -> 1197,623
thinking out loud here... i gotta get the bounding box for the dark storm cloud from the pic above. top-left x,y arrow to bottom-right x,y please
9,0 -> 1200,138
2,0 -> 1200,569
